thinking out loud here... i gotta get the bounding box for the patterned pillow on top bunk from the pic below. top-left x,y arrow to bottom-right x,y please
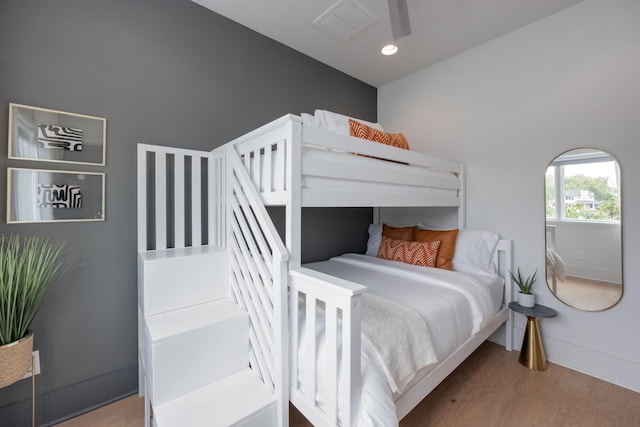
348,119 -> 410,151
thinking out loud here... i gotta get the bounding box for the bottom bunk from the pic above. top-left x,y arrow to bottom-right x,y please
288,231 -> 512,427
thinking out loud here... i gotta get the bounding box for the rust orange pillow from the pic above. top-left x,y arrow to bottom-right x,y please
413,228 -> 459,270
382,223 -> 414,241
377,236 -> 440,267
349,119 -> 410,150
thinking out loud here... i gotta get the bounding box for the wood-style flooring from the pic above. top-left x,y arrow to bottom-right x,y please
57,341 -> 640,427
551,275 -> 622,311
55,392 -> 144,427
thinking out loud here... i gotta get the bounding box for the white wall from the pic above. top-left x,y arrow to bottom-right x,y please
551,221 -> 622,283
379,0 -> 640,392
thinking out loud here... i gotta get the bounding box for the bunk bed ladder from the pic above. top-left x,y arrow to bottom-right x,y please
227,117 -> 367,426
137,143 -> 287,427
220,145 -> 290,425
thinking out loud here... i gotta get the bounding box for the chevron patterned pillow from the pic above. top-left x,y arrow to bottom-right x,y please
348,119 -> 410,151
377,236 -> 440,268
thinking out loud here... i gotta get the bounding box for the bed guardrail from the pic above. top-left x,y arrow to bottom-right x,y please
227,115 -> 464,210
288,268 -> 367,427
137,144 -> 215,251
229,115 -> 298,206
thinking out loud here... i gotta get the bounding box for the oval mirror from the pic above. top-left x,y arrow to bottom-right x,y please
545,149 -> 622,311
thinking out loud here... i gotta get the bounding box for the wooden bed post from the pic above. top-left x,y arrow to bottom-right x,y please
343,296 -> 362,427
501,239 -> 514,351
372,207 -> 380,224
284,119 -> 302,426
286,119 -> 303,269
458,164 -> 466,228
209,151 -> 224,249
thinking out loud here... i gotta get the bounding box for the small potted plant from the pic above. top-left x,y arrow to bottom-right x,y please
509,267 -> 537,308
0,235 -> 76,388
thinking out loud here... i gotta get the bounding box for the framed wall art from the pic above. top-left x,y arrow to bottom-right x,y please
7,167 -> 105,223
8,103 -> 106,166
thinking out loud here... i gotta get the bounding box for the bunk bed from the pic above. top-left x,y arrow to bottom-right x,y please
217,110 -> 514,426
137,109 -> 513,427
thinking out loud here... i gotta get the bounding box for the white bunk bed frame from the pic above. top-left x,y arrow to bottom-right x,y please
138,114 -> 513,427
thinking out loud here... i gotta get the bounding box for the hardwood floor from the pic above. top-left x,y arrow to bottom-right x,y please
55,392 -> 144,427
394,341 -> 639,427
551,275 -> 622,311
58,341 -> 640,427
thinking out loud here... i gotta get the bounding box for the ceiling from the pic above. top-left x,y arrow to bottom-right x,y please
191,0 -> 584,88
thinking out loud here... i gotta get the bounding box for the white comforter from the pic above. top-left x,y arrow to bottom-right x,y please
298,254 -> 502,426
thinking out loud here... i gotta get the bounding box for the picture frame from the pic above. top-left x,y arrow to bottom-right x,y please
7,167 -> 105,223
8,103 -> 106,166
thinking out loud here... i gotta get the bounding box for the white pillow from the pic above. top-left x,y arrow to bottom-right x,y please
366,223 -> 383,256
452,229 -> 500,275
366,222 -> 417,257
371,223 -> 500,275
301,112 -> 315,127
312,109 -> 384,135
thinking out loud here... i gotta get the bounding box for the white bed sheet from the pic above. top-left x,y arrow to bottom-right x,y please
297,254 -> 504,426
309,254 -> 502,359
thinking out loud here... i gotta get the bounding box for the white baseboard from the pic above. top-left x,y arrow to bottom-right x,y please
490,325 -> 640,393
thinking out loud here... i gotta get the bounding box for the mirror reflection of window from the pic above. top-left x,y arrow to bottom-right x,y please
545,149 -> 622,311
546,150 -> 620,222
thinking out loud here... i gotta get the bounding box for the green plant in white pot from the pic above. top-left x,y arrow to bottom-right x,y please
0,235 -> 77,388
509,267 -> 537,308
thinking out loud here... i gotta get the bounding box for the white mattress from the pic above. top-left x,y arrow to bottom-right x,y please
298,253 -> 504,425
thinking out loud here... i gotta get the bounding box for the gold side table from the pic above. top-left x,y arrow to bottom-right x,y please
509,302 -> 557,371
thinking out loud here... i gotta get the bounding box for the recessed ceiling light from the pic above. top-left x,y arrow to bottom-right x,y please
381,44 -> 398,56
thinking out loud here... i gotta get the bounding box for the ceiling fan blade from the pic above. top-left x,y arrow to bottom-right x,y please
388,0 -> 411,41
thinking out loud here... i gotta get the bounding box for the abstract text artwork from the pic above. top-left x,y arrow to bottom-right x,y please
9,103 -> 106,165
37,124 -> 83,151
8,167 -> 104,223
37,184 -> 82,208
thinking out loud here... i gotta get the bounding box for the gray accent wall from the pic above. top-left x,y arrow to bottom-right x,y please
0,0 -> 375,424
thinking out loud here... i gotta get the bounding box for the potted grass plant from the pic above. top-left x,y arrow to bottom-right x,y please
0,235 -> 76,388
509,267 -> 537,308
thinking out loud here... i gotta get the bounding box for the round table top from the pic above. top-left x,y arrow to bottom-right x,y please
508,301 -> 557,318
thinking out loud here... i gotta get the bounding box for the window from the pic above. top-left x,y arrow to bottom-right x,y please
545,150 -> 620,222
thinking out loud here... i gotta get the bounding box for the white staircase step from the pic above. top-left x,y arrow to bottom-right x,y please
144,299 -> 249,405
138,245 -> 228,316
153,368 -> 276,427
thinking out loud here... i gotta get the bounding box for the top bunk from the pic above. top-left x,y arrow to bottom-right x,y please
216,110 -> 463,209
